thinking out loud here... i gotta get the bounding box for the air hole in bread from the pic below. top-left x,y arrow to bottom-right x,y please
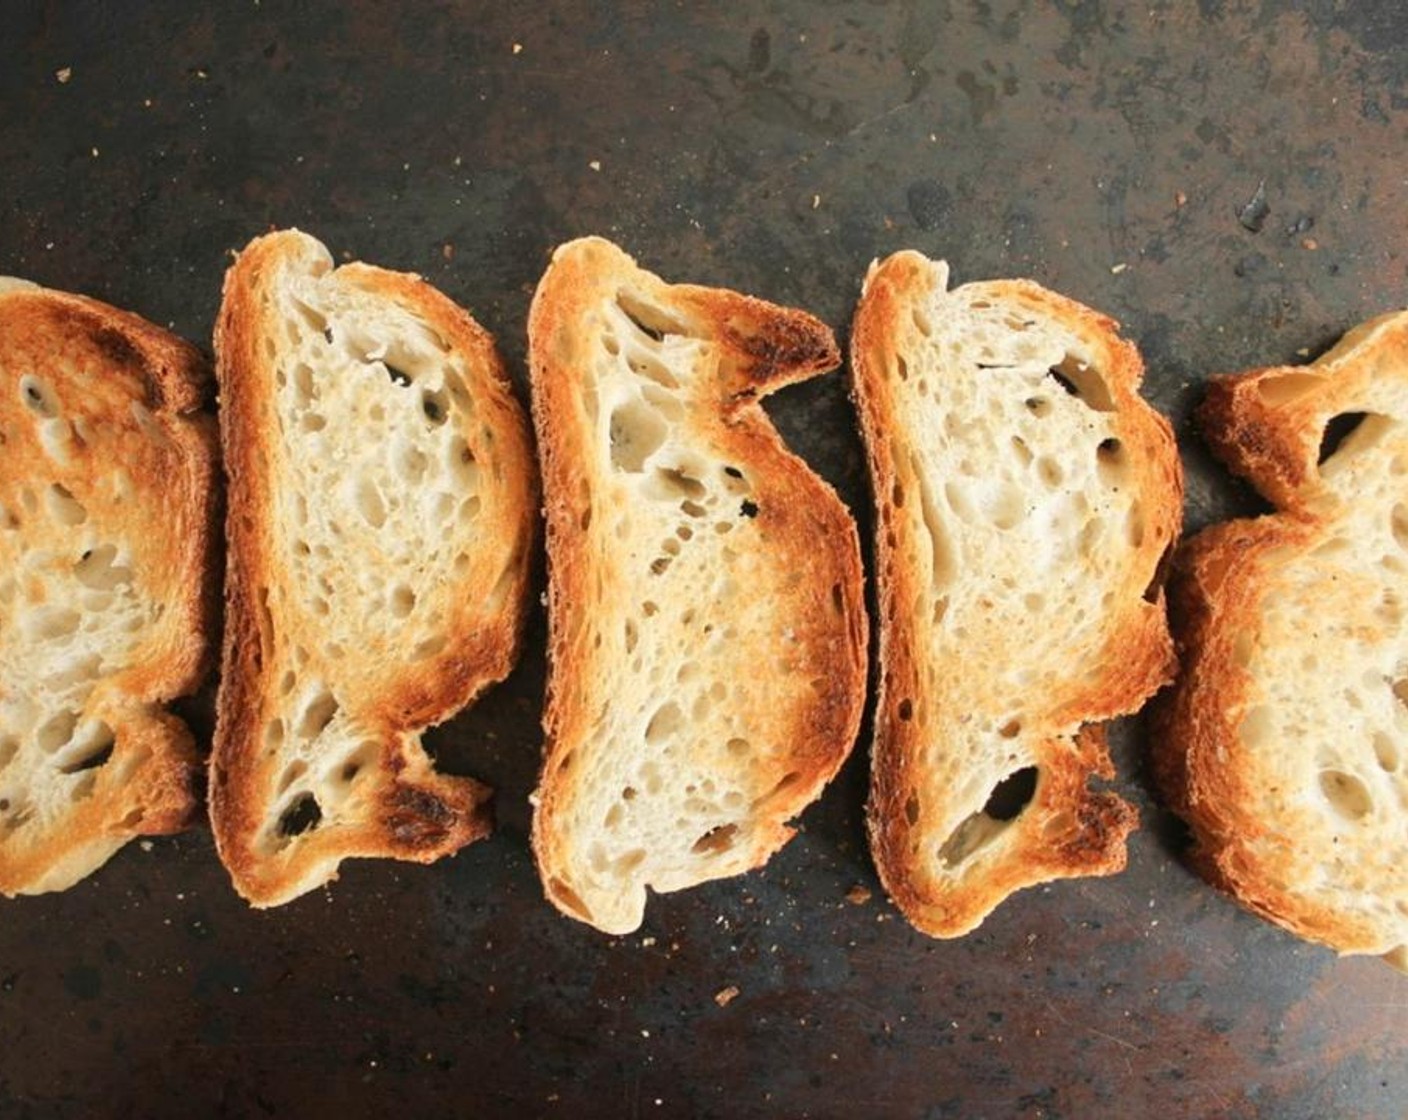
337,742 -> 377,783
891,481 -> 906,508
714,521 -> 734,535
1047,355 -> 1115,411
26,605 -> 80,642
415,633 -> 447,660
548,876 -> 592,922
646,465 -> 706,502
277,759 -> 308,795
1373,732 -> 1400,772
609,399 -> 668,473
1391,505 -> 1408,552
57,721 -> 115,775
0,736 -> 17,772
1010,435 -> 1033,467
624,619 -> 639,654
904,793 -> 921,826
1317,412 -> 1368,465
912,307 -> 933,337
301,412 -> 326,432
897,698 -> 913,722
74,545 -> 131,591
661,537 -> 681,558
1096,437 -> 1124,474
1025,396 -> 1052,417
389,584 -> 416,618
421,388 -> 449,427
723,465 -> 745,481
278,792 -> 322,837
45,483 -> 87,526
616,291 -> 687,343
292,363 -> 316,408
353,477 -> 387,528
264,718 -> 285,751
397,445 -> 429,483
650,556 -> 672,576
19,374 -> 56,417
692,823 -> 738,855
1319,768 -> 1372,821
645,701 -> 683,745
680,498 -> 707,519
896,355 -> 909,381
36,709 -> 77,753
297,690 -> 338,740
999,719 -> 1022,739
985,767 -> 1038,821
384,363 -> 412,388
740,499 -> 759,519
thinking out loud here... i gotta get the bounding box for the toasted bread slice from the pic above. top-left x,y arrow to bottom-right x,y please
210,230 -> 535,907
1154,311 -> 1408,969
851,251 -> 1181,937
528,237 -> 867,934
0,279 -> 217,895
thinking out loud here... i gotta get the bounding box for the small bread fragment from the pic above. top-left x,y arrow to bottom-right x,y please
1155,310 -> 1408,970
0,279 -> 218,895
529,237 -> 867,935
211,230 -> 535,907
851,251 -> 1181,937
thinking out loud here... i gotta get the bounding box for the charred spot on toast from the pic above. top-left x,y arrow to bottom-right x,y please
383,785 -> 463,849
724,316 -> 837,385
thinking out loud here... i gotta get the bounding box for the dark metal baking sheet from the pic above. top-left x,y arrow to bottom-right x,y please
2,3 -> 1406,1117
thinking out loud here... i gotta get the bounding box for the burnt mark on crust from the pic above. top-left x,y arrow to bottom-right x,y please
724,315 -> 837,385
383,784 -> 461,849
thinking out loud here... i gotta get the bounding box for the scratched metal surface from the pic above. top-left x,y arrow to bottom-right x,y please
1,3 -> 1406,1118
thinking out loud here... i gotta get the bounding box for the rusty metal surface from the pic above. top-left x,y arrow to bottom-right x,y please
1,3 -> 1406,1117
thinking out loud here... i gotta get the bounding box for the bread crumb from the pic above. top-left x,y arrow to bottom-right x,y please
512,42 -> 523,54
55,67 -> 72,83
1296,347 -> 1311,358
90,147 -> 99,158
1301,237 -> 1319,250
714,985 -> 740,1007
589,160 -> 602,172
1110,262 -> 1128,275
845,884 -> 871,905
812,194 -> 821,210
139,840 -> 154,852
1175,190 -> 1187,207
442,243 -> 455,261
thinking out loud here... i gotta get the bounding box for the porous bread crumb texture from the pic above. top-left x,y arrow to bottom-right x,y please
213,232 -> 532,905
1168,320 -> 1408,968
531,239 -> 864,935
855,252 -> 1178,937
0,288 -> 211,894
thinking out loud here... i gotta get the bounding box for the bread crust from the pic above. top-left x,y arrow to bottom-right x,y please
210,230 -> 536,907
0,282 -> 218,895
851,251 -> 1181,937
528,237 -> 867,933
1154,310 -> 1408,968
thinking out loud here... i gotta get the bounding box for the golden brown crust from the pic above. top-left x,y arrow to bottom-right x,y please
0,283 -> 219,895
1154,310 -> 1408,965
527,237 -> 867,933
210,230 -> 536,907
852,251 -> 1181,937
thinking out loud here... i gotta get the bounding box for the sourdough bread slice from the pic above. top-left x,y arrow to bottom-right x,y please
851,251 -> 1181,937
1155,310 -> 1408,969
528,237 -> 867,934
211,230 -> 535,907
0,279 -> 218,894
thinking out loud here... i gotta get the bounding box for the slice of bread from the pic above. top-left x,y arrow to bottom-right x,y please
0,279 -> 218,895
210,230 -> 536,907
528,237 -> 867,934
1154,311 -> 1408,969
851,251 -> 1182,937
